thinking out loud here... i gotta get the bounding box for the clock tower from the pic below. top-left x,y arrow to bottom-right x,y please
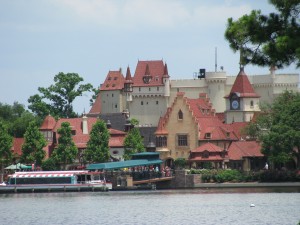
225,67 -> 260,123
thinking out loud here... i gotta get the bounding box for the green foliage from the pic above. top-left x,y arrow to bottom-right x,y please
41,158 -> 60,171
84,120 -> 110,163
28,72 -> 93,118
174,158 -> 186,169
260,91 -> 300,167
21,121 -> 46,166
0,121 -> 13,180
130,118 -> 139,126
225,0 -> 300,68
0,102 -> 39,137
89,87 -> 100,106
123,128 -> 145,160
53,122 -> 78,170
259,170 -> 300,182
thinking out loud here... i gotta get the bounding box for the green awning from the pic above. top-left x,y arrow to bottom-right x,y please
87,159 -> 163,170
5,163 -> 32,170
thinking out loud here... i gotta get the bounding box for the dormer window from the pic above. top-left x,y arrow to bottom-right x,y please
226,132 -> 230,138
178,110 -> 183,120
205,133 -> 211,139
203,150 -> 209,158
143,75 -> 152,84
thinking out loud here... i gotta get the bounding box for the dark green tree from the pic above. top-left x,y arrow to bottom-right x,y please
53,122 -> 78,170
123,128 -> 145,160
89,87 -> 100,106
21,121 -> 46,167
0,121 -> 13,182
28,72 -> 93,118
0,102 -> 39,138
225,0 -> 300,69
260,91 -> 300,168
84,120 -> 110,163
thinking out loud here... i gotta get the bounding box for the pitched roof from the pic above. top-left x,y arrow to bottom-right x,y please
124,66 -> 133,83
40,115 -> 56,130
132,60 -> 166,87
226,67 -> 260,98
53,117 -> 98,135
191,142 -> 223,153
228,141 -> 263,160
11,138 -> 24,156
98,113 -> 127,131
100,70 -> 125,91
88,94 -> 101,115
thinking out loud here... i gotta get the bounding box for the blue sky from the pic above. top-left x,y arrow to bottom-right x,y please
0,0 -> 299,114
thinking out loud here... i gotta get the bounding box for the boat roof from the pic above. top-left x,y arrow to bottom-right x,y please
87,159 -> 163,170
9,170 -> 94,178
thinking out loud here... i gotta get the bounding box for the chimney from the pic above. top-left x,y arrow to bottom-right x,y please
82,115 -> 88,134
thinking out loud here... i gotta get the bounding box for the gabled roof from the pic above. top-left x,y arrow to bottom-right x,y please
228,141 -> 263,160
40,115 -> 56,130
132,60 -> 166,87
191,142 -> 223,153
53,117 -> 98,134
100,70 -> 125,91
225,67 -> 260,98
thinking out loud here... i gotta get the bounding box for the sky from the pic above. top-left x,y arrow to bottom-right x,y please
1,0 -> 299,114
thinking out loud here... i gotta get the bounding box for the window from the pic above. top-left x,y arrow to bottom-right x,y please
156,136 -> 167,147
114,77 -> 117,80
205,133 -> 211,139
157,87 -> 159,91
203,151 -> 209,158
141,101 -> 144,105
177,135 -> 188,146
139,87 -> 141,92
71,130 -> 76,135
178,110 -> 183,120
149,88 -> 151,91
112,84 -> 116,87
250,100 -> 254,108
156,101 -> 159,105
115,104 -> 117,108
112,94 -> 114,97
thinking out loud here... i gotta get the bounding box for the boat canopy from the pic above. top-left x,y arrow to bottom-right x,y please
87,159 -> 163,171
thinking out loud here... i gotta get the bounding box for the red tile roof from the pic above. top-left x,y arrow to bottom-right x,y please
132,60 -> 165,87
189,156 -> 225,162
53,117 -> 98,135
100,70 -> 125,91
11,138 -> 24,156
191,142 -> 223,153
226,68 -> 260,98
88,94 -> 101,115
40,115 -> 56,130
228,141 -> 263,160
155,117 -> 168,135
125,66 -> 133,83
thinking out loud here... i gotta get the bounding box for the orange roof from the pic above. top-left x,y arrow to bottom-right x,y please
155,117 -> 168,135
11,138 -> 24,156
228,141 -> 263,160
100,70 -> 125,91
53,117 -> 98,135
189,156 -> 225,162
226,68 -> 260,98
109,136 -> 124,147
132,60 -> 166,87
89,94 -> 101,115
191,142 -> 223,153
40,115 -> 56,130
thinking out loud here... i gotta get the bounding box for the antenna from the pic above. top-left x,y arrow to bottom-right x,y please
215,47 -> 217,72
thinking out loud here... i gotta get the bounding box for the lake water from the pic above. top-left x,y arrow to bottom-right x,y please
0,188 -> 299,225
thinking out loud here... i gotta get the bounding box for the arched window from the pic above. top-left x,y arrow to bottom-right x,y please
178,110 -> 183,120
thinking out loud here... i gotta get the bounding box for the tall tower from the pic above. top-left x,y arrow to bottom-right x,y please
124,66 -> 133,103
225,67 -> 260,123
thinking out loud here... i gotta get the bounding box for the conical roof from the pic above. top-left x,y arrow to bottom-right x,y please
226,67 -> 260,98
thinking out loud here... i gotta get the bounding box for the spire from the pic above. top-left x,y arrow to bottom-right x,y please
228,67 -> 260,98
125,66 -> 133,83
163,63 -> 169,78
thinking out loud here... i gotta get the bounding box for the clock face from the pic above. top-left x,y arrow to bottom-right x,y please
231,100 -> 239,110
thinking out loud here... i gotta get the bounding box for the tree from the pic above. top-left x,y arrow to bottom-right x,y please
225,0 -> 300,69
123,128 -> 145,160
21,121 -> 47,167
89,87 -> 100,106
53,122 -> 78,170
245,91 -> 300,168
28,72 -> 93,118
84,120 -> 110,163
0,102 -> 39,138
0,121 -> 13,182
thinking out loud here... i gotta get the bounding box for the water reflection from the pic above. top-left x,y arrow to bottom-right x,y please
0,188 -> 299,225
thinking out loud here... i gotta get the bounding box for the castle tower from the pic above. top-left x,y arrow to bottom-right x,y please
124,66 -> 133,102
225,67 -> 260,123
